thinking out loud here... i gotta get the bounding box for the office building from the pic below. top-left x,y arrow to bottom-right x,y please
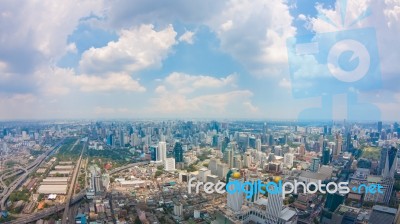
322,148 -> 330,165
369,205 -> 397,224
227,176 -> 244,213
324,193 -> 344,212
256,138 -> 261,151
284,153 -> 294,168
164,158 -> 175,171
157,141 -> 167,162
310,157 -> 320,172
150,145 -> 157,161
174,142 -> 183,163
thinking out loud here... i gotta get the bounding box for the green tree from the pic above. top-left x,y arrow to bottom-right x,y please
155,170 -> 163,177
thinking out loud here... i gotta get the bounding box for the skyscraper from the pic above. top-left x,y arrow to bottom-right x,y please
284,153 -> 294,168
322,148 -> 330,165
256,138 -> 261,152
157,141 -> 167,162
324,193 -> 345,212
119,131 -> 124,147
150,145 -> 157,161
265,182 -> 283,223
227,175 -> 244,213
335,134 -> 342,156
378,121 -> 383,133
310,157 -> 320,172
174,142 -> 183,163
382,146 -> 397,178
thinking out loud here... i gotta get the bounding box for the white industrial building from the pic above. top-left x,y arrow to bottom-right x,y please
42,177 -> 69,185
54,165 -> 74,170
37,184 -> 68,194
48,170 -> 71,176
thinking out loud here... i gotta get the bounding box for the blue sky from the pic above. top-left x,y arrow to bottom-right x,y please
0,0 -> 399,121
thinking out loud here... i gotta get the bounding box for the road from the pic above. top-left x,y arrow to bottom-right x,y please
61,141 -> 86,224
0,139 -> 64,210
108,161 -> 150,175
4,191 -> 86,224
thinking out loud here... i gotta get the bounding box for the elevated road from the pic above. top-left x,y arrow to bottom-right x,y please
108,161 -> 150,175
4,191 -> 86,224
0,139 -> 64,210
61,141 -> 85,224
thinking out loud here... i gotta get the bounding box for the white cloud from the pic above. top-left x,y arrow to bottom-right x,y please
221,20 -> 233,31
75,73 -> 146,92
206,0 -> 296,77
37,67 -> 146,95
178,30 -> 195,44
0,0 -> 103,73
79,24 -> 177,74
66,42 -> 78,54
148,72 -> 259,117
163,72 -> 237,94
150,90 -> 258,116
298,14 -> 306,21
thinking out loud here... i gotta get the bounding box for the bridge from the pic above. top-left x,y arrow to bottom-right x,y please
109,161 -> 150,175
4,191 -> 86,224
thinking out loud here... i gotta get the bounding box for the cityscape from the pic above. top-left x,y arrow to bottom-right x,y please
1,0 -> 400,224
1,120 -> 400,224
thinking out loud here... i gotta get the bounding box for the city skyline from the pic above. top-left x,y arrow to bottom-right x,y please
0,0 -> 399,121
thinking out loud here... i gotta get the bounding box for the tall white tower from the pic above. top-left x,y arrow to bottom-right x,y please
266,183 -> 283,222
256,139 -> 261,151
227,176 -> 244,213
158,141 -> 167,162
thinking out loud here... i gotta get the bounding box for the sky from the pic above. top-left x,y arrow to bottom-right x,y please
0,0 -> 399,121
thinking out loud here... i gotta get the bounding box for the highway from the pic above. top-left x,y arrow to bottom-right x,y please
108,161 -> 150,175
61,141 -> 86,224
0,139 -> 64,211
4,191 -> 86,224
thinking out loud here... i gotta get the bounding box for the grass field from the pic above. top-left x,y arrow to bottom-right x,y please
362,147 -> 381,160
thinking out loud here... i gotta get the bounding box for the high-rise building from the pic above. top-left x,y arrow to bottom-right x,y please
150,145 -> 157,161
310,157 -> 320,172
247,173 -> 260,203
119,131 -> 124,146
243,152 -> 251,168
256,138 -> 261,152
164,158 -> 175,171
174,142 -> 183,163
208,158 -> 219,175
369,205 -> 397,224
284,153 -> 294,168
335,134 -> 342,156
233,155 -> 242,169
324,193 -> 345,212
322,148 -> 330,165
227,175 -> 244,213
107,134 -> 113,146
157,141 -> 167,162
265,183 -> 283,223
382,146 -> 397,178
346,132 -> 352,151
198,168 -> 211,182
222,137 -> 230,153
378,121 -> 383,133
